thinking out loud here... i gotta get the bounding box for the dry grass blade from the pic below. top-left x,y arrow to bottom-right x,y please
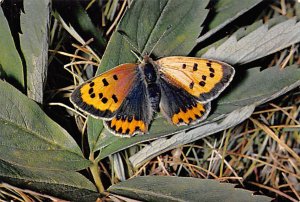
249,181 -> 298,202
282,173 -> 300,201
106,0 -> 128,36
250,118 -> 300,163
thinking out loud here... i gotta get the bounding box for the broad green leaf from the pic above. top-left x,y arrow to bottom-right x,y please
0,159 -> 98,202
296,2 -> 300,17
197,0 -> 264,43
19,0 -> 50,104
108,176 -> 271,202
98,64 -> 300,161
200,18 -> 300,65
0,80 -> 91,170
197,16 -> 289,56
91,0 -> 210,155
0,8 -> 24,90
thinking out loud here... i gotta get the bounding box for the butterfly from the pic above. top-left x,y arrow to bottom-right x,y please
70,55 -> 235,137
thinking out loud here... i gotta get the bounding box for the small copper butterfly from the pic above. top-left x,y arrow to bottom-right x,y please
70,54 -> 235,137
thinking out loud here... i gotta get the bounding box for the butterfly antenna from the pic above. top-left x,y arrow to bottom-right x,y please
118,29 -> 142,58
131,50 -> 143,63
148,25 -> 172,56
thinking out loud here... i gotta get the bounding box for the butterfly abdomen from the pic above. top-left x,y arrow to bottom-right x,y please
142,63 -> 161,112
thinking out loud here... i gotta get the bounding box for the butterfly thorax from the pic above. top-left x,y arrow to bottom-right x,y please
143,63 -> 157,83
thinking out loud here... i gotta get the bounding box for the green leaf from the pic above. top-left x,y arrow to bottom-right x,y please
0,8 -> 25,90
296,2 -> 300,18
197,16 -> 289,56
19,0 -> 50,104
108,176 -> 271,202
98,64 -> 300,161
200,18 -> 300,65
87,116 -> 104,153
0,159 -> 98,202
197,0 -> 264,43
91,0 -> 210,155
0,80 -> 91,171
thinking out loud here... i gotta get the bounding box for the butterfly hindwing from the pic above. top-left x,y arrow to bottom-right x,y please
70,63 -> 138,119
104,70 -> 153,137
159,78 -> 211,126
157,56 -> 235,103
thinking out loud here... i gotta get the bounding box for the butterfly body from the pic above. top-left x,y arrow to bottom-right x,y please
140,57 -> 161,112
71,56 -> 235,137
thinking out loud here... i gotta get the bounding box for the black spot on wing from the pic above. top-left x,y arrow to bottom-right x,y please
101,97 -> 108,103
128,115 -> 133,122
116,114 -> 121,120
102,78 -> 109,86
193,63 -> 198,71
199,81 -> 206,87
112,94 -> 118,103
189,82 -> 194,89
89,82 -> 95,87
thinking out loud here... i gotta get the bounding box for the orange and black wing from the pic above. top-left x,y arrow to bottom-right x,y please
70,63 -> 138,119
104,71 -> 153,137
159,78 -> 211,126
157,56 -> 235,103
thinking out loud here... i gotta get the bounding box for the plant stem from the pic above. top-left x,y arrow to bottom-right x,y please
89,154 -> 105,193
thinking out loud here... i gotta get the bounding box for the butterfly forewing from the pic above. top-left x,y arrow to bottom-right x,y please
157,56 -> 235,103
70,63 -> 138,119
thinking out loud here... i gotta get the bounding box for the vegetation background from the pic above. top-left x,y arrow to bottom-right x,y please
0,0 -> 299,201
